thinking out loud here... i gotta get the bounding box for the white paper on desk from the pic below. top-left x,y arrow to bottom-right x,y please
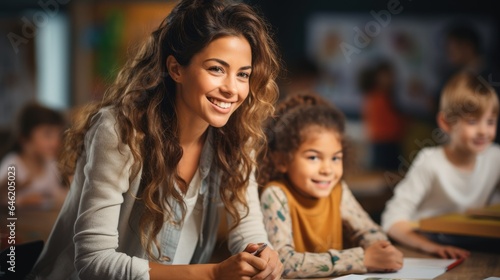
331,258 -> 456,280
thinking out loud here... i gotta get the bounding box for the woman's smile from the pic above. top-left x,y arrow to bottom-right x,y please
207,96 -> 234,111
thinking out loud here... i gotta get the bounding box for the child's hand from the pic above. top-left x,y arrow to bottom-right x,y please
364,240 -> 403,272
213,243 -> 282,280
422,243 -> 470,259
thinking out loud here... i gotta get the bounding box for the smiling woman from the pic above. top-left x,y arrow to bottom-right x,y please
169,36 -> 253,129
26,0 -> 282,280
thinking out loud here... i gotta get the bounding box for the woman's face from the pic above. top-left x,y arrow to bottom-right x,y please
172,35 -> 252,128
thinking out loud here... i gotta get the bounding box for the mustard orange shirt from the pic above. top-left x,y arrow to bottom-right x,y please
261,180 -> 388,278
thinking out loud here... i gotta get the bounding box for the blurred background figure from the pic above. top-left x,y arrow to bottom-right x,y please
359,59 -> 406,171
432,22 -> 487,124
280,57 -> 321,99
445,22 -> 485,76
0,102 -> 67,209
439,21 -> 500,143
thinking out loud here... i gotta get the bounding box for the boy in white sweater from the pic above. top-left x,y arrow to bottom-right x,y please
382,71 -> 500,259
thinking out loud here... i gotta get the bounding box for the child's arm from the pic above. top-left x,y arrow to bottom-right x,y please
260,186 -> 367,278
381,150 -> 469,259
381,155 -> 432,237
363,240 -> 403,272
387,221 -> 469,259
340,182 -> 388,247
340,183 -> 403,272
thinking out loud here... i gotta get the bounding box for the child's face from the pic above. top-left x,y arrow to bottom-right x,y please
173,35 -> 252,128
281,128 -> 343,199
448,105 -> 497,154
23,124 -> 63,160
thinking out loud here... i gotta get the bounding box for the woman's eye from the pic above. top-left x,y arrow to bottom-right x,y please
487,119 -> 497,126
238,72 -> 250,79
209,66 -> 224,73
307,156 -> 318,161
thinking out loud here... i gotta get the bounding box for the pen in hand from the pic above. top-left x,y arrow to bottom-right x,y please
251,243 -> 268,257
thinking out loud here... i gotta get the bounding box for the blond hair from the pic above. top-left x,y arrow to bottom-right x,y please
440,71 -> 499,123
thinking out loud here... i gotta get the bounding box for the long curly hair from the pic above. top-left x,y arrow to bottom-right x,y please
60,0 -> 279,260
257,94 -> 346,186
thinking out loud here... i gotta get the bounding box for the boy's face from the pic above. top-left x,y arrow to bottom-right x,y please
448,105 -> 497,154
23,124 -> 63,161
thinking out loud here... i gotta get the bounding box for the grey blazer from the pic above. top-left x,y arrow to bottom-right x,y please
29,108 -> 269,280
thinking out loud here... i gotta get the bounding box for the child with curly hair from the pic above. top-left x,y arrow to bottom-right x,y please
258,94 -> 402,278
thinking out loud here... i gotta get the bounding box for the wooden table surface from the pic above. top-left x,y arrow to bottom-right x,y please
293,245 -> 500,280
0,207 -> 60,250
2,208 -> 499,279
398,246 -> 500,280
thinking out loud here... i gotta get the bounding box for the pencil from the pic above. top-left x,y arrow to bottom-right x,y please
446,258 -> 465,271
251,243 -> 268,257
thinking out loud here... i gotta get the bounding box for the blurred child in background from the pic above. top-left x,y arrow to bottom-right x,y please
382,71 -> 500,258
258,94 -> 403,278
0,102 -> 67,209
359,60 -> 406,171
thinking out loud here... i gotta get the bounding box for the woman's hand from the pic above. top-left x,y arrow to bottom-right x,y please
364,240 -> 403,272
244,243 -> 283,280
422,242 -> 470,259
213,253 -> 261,280
212,243 -> 270,280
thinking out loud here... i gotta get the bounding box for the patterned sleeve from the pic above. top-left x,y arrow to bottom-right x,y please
340,182 -> 388,248
260,186 -> 367,278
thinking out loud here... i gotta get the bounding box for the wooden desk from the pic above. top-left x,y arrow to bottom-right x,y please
0,207 -> 60,250
292,246 -> 500,280
397,246 -> 500,280
420,212 -> 500,238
